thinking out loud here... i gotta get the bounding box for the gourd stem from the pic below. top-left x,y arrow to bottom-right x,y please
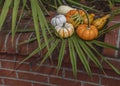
78,8 -> 90,28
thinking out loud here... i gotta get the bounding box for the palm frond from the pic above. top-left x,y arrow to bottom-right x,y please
66,0 -> 99,12
91,40 -> 120,50
72,35 -> 92,76
99,23 -> 120,37
11,0 -> 20,41
68,37 -> 77,77
86,41 -> 120,74
40,39 -> 60,64
78,38 -> 103,70
57,39 -> 66,73
30,0 -> 41,48
0,0 -> 12,30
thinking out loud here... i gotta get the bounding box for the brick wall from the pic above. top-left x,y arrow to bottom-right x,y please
0,12 -> 120,86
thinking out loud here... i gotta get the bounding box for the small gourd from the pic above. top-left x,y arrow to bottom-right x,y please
51,14 -> 66,27
57,5 -> 75,15
55,23 -> 74,38
92,14 -> 110,30
66,10 -> 85,28
83,13 -> 95,24
76,24 -> 98,40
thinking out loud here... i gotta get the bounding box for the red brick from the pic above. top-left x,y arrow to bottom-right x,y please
32,83 -> 49,86
102,77 -> 120,86
25,38 -> 38,56
87,63 -> 120,78
0,54 -> 15,60
113,14 -> 120,21
0,69 -> 16,78
50,77 -> 81,86
18,33 -> 33,55
102,59 -> 120,70
103,69 -> 120,78
102,22 -> 119,57
4,79 -> 32,86
31,64 -> 62,76
84,83 -> 98,86
6,34 -> 19,54
0,78 -> 3,84
0,54 -> 7,59
15,55 -> 38,63
18,72 -> 48,82
91,67 -> 104,75
65,70 -> 99,83
0,32 -> 7,53
1,60 -> 30,71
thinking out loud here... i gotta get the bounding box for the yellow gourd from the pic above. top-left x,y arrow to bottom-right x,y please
92,14 -> 110,30
83,13 -> 95,24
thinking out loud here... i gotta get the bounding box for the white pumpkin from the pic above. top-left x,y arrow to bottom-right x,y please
55,23 -> 74,38
57,5 -> 75,15
51,14 -> 66,27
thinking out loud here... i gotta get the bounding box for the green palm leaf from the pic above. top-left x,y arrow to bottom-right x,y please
0,0 -> 12,30
15,0 -> 27,29
66,0 -> 99,12
11,0 -> 20,41
78,39 -> 103,70
72,36 -> 92,76
99,23 -> 120,37
30,0 -> 41,48
40,39 -> 60,64
36,2 -> 50,51
18,37 -> 37,45
57,39 -> 66,73
68,38 -> 77,77
91,40 -> 120,50
86,41 -> 120,74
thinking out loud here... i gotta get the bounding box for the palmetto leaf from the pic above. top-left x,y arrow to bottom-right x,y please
99,23 -> 120,37
57,39 -> 66,73
72,35 -> 92,76
11,0 -> 20,41
40,39 -> 60,64
66,0 -> 99,12
68,37 -> 77,77
30,0 -> 41,49
91,40 -> 120,50
86,41 -> 120,74
18,37 -> 37,45
15,0 -> 27,29
78,39 -> 103,70
0,0 -> 12,30
36,2 -> 51,51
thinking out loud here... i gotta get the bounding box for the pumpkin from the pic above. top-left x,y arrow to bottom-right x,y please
57,5 -> 75,15
66,10 -> 85,28
55,23 -> 74,38
92,14 -> 110,30
76,24 -> 98,40
51,14 -> 66,27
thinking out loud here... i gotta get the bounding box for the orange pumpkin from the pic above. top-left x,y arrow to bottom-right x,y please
76,24 -> 98,40
66,10 -> 85,28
